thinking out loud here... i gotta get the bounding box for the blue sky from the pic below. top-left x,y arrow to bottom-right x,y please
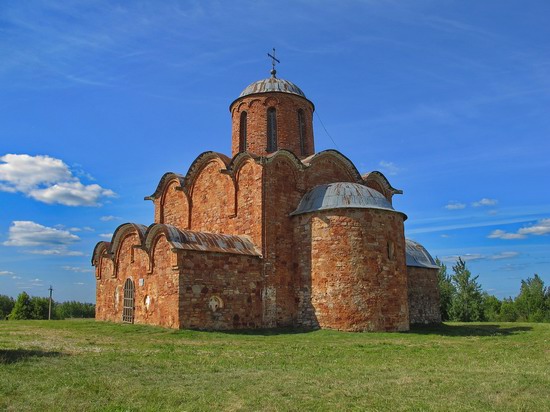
1,1 -> 549,303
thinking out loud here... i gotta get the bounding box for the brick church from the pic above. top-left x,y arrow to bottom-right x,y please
92,62 -> 441,332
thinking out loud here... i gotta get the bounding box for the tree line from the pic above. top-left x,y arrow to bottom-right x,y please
437,257 -> 550,322
0,291 -> 95,320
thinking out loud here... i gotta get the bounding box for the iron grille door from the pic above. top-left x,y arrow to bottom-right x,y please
122,278 -> 135,323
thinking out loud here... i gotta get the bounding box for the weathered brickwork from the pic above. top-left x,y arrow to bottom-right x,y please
190,159 -> 236,234
230,93 -> 314,158
407,266 -> 442,324
160,179 -> 189,229
294,209 -> 409,331
93,72 -> 441,331
179,250 -> 263,329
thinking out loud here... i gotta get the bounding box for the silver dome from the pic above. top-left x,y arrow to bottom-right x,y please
239,77 -> 306,98
290,182 -> 396,216
405,239 -> 439,269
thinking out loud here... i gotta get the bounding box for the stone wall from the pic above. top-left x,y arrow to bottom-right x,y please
178,250 -> 263,329
293,208 -> 409,331
407,266 -> 441,324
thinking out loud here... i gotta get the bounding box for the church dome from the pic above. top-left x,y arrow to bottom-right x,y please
291,182 -> 397,216
239,77 -> 307,98
405,239 -> 439,269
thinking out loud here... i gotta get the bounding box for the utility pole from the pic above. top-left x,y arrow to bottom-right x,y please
48,285 -> 53,320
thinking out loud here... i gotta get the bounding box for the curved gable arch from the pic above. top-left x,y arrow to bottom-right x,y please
304,150 -> 363,183
362,171 -> 403,203
145,172 -> 186,201
185,151 -> 231,194
109,223 -> 147,257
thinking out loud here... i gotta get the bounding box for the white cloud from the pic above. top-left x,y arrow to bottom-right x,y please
0,270 -> 14,275
29,249 -> 84,256
442,253 -> 484,263
3,221 -> 83,256
12,276 -> 22,280
472,198 -> 498,207
73,282 -> 86,285
443,251 -> 519,263
378,160 -> 401,176
100,215 -> 120,222
488,229 -> 526,240
490,251 -> 519,260
62,266 -> 93,273
518,218 -> 550,236
0,154 -> 115,206
488,219 -> 550,240
99,233 -> 113,239
445,201 -> 466,210
29,181 -> 115,206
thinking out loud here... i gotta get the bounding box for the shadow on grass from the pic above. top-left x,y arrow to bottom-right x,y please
212,327 -> 317,336
409,323 -> 532,337
0,349 -> 64,365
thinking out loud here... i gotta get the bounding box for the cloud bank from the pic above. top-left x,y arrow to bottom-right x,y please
0,154 -> 115,206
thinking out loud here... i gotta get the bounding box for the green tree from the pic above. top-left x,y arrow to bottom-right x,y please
449,258 -> 484,321
515,274 -> 548,322
482,293 -> 502,321
30,296 -> 51,320
435,257 -> 455,321
54,301 -> 95,319
499,297 -> 518,321
9,291 -> 33,320
0,295 -> 15,320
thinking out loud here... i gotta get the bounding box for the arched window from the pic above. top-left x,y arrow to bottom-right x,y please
122,278 -> 135,323
239,111 -> 247,152
267,107 -> 277,152
298,109 -> 306,155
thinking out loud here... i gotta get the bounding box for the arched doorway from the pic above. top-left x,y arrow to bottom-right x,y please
122,278 -> 135,323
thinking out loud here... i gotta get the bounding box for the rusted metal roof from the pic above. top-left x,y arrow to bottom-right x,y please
145,224 -> 262,257
239,77 -> 306,98
291,182 -> 399,216
405,239 -> 439,269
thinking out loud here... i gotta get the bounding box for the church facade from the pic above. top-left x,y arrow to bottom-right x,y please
92,68 -> 441,331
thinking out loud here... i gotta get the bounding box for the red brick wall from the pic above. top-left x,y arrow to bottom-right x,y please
293,209 -> 409,332
138,234 -> 180,328
304,156 -> 357,190
263,156 -> 304,326
407,266 -> 441,324
230,93 -> 314,158
190,159 -> 236,233
234,159 -> 263,246
160,179 -> 189,229
178,250 -> 263,329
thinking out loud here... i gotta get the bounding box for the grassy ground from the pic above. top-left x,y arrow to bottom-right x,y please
0,320 -> 549,411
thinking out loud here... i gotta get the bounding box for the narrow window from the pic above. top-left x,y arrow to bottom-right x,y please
239,111 -> 247,152
267,107 -> 277,152
388,241 -> 395,260
122,278 -> 135,323
298,109 -> 306,155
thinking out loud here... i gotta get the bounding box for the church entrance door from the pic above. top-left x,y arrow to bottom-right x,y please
122,278 -> 135,323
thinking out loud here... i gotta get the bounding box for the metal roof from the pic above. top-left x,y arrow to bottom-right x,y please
145,224 -> 262,257
290,182 -> 397,216
405,239 -> 439,269
239,77 -> 306,98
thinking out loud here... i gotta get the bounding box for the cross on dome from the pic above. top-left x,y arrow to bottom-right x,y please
267,48 -> 280,78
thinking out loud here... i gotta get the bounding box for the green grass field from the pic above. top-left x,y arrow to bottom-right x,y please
1,320 -> 549,411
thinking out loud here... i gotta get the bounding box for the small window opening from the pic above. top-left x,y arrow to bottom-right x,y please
388,241 -> 395,260
298,109 -> 306,155
239,111 -> 247,152
267,107 -> 277,152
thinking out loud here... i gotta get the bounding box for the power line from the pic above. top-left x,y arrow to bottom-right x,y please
315,111 -> 339,150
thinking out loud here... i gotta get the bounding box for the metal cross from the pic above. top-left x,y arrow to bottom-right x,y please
267,48 -> 280,77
